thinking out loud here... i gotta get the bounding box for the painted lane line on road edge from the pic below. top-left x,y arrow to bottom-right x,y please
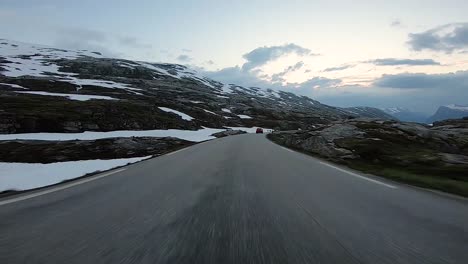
0,168 -> 127,206
319,161 -> 397,189
281,146 -> 294,153
166,148 -> 188,156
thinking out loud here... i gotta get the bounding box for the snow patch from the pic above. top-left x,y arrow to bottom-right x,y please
0,156 -> 150,191
221,108 -> 232,113
0,128 -> 227,142
15,91 -> 118,101
221,84 -> 233,94
0,83 -> 27,89
158,107 -> 194,121
237,114 -> 252,119
446,104 -> 468,112
203,109 -> 217,115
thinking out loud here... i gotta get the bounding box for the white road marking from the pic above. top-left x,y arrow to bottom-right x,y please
166,148 -> 187,156
0,168 -> 126,206
319,161 -> 397,189
281,146 -> 294,153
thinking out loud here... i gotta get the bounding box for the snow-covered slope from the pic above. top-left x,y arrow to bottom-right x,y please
382,107 -> 428,123
342,106 -> 396,120
1,39 -> 358,134
0,38 -> 397,134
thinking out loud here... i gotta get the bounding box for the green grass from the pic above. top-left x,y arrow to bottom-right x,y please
347,163 -> 468,197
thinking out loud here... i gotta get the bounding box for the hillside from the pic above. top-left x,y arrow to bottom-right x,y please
0,39 -> 369,135
344,106 -> 396,120
0,39 -> 398,191
427,105 -> 468,123
383,107 -> 428,123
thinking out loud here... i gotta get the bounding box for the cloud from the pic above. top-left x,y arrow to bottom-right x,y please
242,43 -> 315,71
118,36 -> 152,49
176,54 -> 192,62
206,60 -> 214,65
204,66 -> 276,88
323,64 -> 355,72
368,58 -> 440,66
205,44 -> 316,88
295,77 -> 342,90
182,48 -> 192,52
54,27 -> 153,58
373,70 -> 468,89
271,61 -> 304,83
390,20 -> 403,28
54,28 -> 120,57
408,23 -> 468,52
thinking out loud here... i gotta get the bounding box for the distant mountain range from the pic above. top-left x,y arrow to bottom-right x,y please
344,107 -> 396,120
383,105 -> 468,124
427,104 -> 468,123
382,107 -> 428,123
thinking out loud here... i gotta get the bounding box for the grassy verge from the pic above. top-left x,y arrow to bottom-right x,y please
267,134 -> 468,198
347,162 -> 468,197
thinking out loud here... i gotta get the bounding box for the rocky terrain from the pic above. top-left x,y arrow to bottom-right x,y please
0,137 -> 193,163
211,130 -> 247,138
344,106 -> 396,120
268,117 -> 468,196
0,39 -> 393,162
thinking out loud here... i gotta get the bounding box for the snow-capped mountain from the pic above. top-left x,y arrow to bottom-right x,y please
0,39 -> 388,134
382,107 -> 428,123
427,104 -> 468,123
343,107 -> 395,120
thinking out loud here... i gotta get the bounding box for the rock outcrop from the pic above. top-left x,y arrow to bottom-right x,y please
0,137 -> 193,163
268,118 -> 468,182
211,130 -> 247,138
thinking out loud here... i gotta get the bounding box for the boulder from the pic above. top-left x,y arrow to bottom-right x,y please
211,130 -> 247,138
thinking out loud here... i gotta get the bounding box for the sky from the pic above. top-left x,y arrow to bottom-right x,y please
1,0 -> 468,113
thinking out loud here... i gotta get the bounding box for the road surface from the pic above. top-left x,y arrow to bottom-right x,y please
1,134 -> 467,264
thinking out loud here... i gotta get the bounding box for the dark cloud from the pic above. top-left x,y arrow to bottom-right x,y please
206,60 -> 214,65
54,28 -> 119,57
323,64 -> 355,72
374,70 -> 468,89
368,58 -> 440,66
304,69 -> 311,73
242,43 -> 315,71
54,27 -> 152,58
408,23 -> 468,52
57,28 -> 107,42
118,36 -> 152,49
176,54 -> 192,62
271,61 -> 304,83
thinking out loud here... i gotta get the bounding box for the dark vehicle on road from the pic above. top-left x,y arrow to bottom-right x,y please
256,128 -> 264,134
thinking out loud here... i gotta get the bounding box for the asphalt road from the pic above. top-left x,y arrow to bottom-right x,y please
1,134 -> 468,264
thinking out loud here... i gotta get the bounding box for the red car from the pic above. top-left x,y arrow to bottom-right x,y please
256,128 -> 263,134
